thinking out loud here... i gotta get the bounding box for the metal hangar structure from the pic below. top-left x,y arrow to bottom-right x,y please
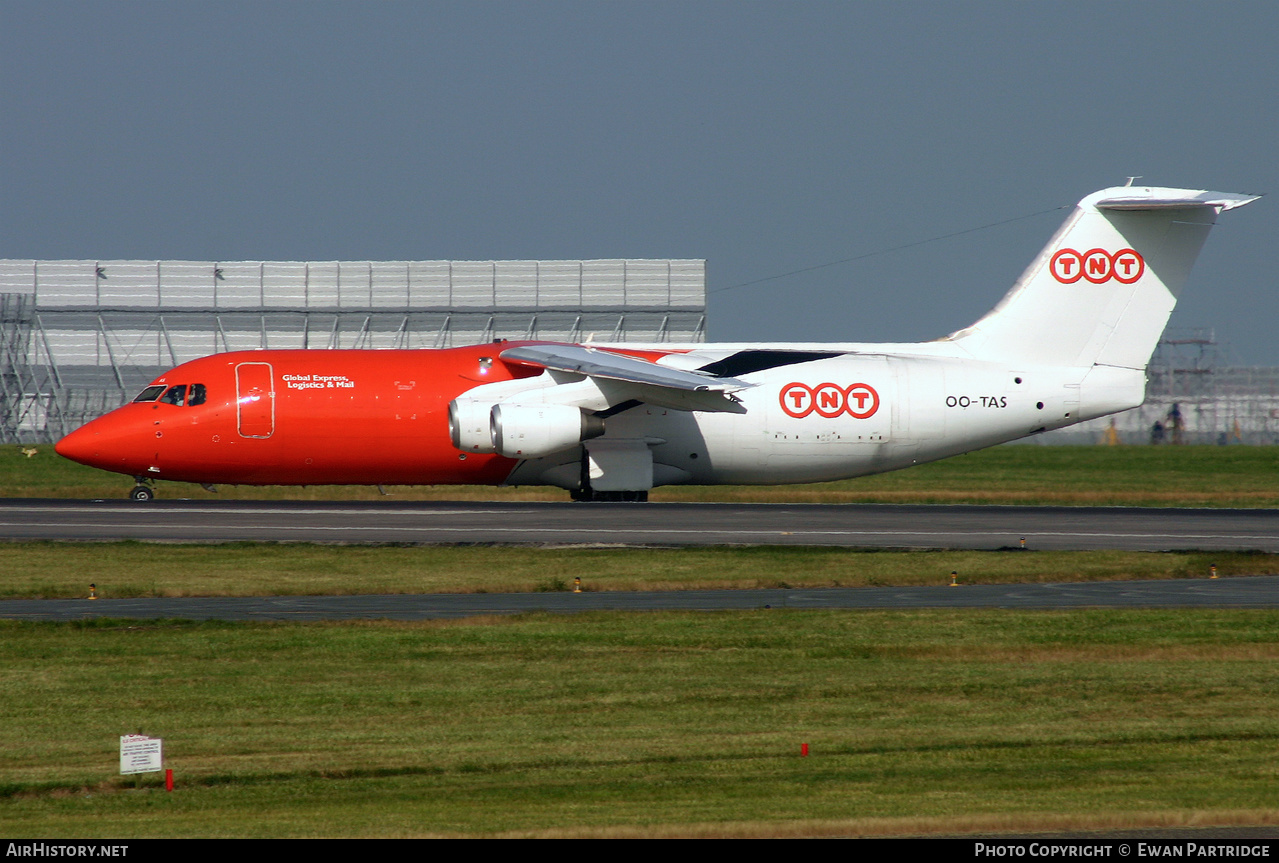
0,258 -> 706,443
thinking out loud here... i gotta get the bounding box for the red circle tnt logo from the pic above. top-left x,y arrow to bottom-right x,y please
1050,248 -> 1144,284
779,383 -> 879,419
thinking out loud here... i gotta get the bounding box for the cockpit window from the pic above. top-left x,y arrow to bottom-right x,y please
133,382 -> 207,406
132,385 -> 165,403
159,385 -> 187,406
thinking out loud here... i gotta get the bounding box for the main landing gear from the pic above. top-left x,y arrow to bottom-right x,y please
571,450 -> 650,502
570,489 -> 648,502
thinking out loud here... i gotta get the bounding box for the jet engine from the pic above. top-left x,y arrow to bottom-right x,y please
448,398 -> 498,453
490,403 -> 605,459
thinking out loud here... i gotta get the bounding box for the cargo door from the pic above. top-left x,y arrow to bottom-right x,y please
236,362 -> 275,438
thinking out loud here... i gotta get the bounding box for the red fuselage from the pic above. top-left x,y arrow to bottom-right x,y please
55,345 -> 549,485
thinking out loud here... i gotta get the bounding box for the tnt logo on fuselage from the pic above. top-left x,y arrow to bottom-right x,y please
1050,248 -> 1144,284
779,383 -> 879,419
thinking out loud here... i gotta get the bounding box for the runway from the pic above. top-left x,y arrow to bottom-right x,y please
3,576 -> 1277,622
3,499 -> 1275,621
0,499 -> 1277,551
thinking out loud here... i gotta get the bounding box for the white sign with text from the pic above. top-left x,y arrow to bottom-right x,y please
119,735 -> 162,775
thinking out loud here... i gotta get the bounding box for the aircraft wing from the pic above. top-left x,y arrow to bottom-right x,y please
499,343 -> 756,413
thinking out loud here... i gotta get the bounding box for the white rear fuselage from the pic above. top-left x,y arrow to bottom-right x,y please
505,344 -> 1145,487
508,185 -> 1258,492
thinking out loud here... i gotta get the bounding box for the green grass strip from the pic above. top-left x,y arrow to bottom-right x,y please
0,542 -> 1272,599
1,609 -> 1277,837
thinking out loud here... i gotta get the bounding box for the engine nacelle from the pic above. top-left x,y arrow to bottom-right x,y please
491,403 -> 605,459
448,398 -> 497,453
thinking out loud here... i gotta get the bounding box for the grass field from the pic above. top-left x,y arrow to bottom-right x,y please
8,443 -> 1279,507
4,444 -> 1278,837
2,609 -> 1277,837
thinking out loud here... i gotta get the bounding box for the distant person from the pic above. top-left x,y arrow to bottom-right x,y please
1101,418 -> 1121,446
1151,421 -> 1165,445
1167,403 -> 1184,445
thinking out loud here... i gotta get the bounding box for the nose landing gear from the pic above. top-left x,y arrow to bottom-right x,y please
129,479 -> 155,502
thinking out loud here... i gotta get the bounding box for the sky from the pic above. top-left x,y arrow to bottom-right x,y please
3,2 -> 1276,362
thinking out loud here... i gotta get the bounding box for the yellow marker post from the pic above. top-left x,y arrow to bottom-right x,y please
1210,564 -> 1218,579
949,571 -> 959,587
88,583 -> 97,600
573,577 -> 582,593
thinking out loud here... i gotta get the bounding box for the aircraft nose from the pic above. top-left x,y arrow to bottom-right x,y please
55,410 -> 151,475
53,424 -> 97,465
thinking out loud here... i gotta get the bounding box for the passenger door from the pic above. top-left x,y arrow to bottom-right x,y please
236,362 -> 275,438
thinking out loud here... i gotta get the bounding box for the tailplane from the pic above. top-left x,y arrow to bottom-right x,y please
951,185 -> 1258,369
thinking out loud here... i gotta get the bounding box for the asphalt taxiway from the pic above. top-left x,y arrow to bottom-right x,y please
2,576 -> 1277,622
1,499 -> 1277,551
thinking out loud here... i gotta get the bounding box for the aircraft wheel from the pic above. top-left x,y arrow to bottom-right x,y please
570,489 -> 650,502
129,485 -> 155,502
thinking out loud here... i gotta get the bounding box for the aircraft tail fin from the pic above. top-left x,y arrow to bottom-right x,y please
950,186 -> 1258,369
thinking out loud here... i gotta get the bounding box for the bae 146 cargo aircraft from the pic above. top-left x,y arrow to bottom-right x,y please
55,185 -> 1257,501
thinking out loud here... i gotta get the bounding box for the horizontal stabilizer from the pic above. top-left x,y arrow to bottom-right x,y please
1093,189 -> 1261,211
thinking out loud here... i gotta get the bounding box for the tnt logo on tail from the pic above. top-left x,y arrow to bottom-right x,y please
1050,248 -> 1144,284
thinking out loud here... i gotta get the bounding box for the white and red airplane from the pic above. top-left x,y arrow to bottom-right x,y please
56,185 -> 1257,501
